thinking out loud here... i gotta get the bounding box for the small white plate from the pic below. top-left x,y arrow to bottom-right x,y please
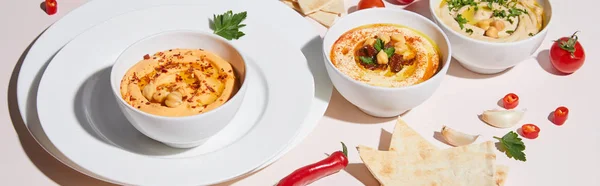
35,3 -> 323,186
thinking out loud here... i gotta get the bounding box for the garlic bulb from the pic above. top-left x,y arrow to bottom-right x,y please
480,109 -> 526,128
441,126 -> 480,147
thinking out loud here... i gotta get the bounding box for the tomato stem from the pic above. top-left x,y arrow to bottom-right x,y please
557,31 -> 580,56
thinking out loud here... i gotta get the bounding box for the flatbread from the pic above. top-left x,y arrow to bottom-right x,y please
387,117 -> 509,186
297,0 -> 334,15
358,117 -> 509,186
358,142 -> 497,186
320,0 -> 345,15
307,11 -> 337,28
281,0 -> 303,15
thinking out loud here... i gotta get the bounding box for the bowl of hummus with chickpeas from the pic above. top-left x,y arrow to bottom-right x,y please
323,9 -> 452,118
110,30 -> 248,148
430,0 -> 553,74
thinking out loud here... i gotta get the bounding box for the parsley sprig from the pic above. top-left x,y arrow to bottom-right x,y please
211,10 -> 247,40
494,131 -> 526,162
454,14 -> 468,29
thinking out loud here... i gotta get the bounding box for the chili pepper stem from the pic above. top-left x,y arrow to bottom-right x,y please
341,142 -> 348,157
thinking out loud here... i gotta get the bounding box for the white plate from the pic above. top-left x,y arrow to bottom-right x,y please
19,0 -> 332,185
36,3 -> 319,186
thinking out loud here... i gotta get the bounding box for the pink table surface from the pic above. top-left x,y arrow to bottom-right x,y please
2,0 -> 599,186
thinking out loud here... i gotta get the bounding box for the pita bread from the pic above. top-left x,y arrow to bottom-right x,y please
307,11 -> 337,28
281,0 -> 303,15
297,0 -> 334,15
358,142 -> 497,186
321,0 -> 345,15
358,117 -> 509,186
387,117 -> 509,186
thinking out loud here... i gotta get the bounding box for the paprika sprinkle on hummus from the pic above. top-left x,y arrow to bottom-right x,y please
120,49 -> 236,117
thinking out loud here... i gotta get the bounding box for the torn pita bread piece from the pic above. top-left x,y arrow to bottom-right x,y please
308,11 -> 338,28
297,0 -> 334,15
357,117 -> 509,186
387,117 -> 509,186
281,0 -> 303,15
358,142 -> 497,186
321,0 -> 345,16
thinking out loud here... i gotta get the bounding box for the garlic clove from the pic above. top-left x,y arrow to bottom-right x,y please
441,126 -> 480,147
480,109 -> 526,128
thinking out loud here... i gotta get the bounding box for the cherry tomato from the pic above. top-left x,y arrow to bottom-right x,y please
502,93 -> 519,109
45,0 -> 58,15
521,124 -> 540,139
358,0 -> 385,10
396,0 -> 415,5
550,31 -> 585,74
553,106 -> 569,125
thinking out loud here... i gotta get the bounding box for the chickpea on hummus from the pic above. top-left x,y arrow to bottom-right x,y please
437,0 -> 544,42
330,24 -> 441,88
120,49 -> 236,117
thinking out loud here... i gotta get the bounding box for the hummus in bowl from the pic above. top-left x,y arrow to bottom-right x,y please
330,23 -> 441,88
323,9 -> 451,117
120,49 -> 237,117
429,0 -> 553,74
437,0 -> 544,42
110,30 -> 248,148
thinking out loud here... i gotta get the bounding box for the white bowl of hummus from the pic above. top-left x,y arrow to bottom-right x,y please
110,30 -> 248,148
430,0 -> 553,74
322,8 -> 452,118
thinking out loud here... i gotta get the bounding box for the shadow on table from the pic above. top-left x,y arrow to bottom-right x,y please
324,89 -> 398,124
7,30 -> 115,186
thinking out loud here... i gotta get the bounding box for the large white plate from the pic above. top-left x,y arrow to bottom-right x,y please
36,3 -> 320,186
17,0 -> 332,185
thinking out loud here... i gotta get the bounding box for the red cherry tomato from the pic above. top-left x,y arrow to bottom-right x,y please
550,31 -> 585,74
396,0 -> 415,5
521,124 -> 540,139
553,106 -> 569,125
45,0 -> 58,15
502,93 -> 519,109
358,0 -> 385,10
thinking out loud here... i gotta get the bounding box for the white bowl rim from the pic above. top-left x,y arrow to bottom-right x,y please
109,29 -> 249,121
428,0 -> 554,46
322,8 -> 453,91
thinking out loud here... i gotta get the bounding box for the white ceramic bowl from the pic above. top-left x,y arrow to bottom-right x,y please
110,30 -> 248,148
429,0 -> 553,74
322,8 -> 452,118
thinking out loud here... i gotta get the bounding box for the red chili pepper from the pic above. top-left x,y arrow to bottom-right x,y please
45,0 -> 58,15
502,93 -> 519,109
521,124 -> 540,139
553,106 -> 569,125
277,142 -> 349,186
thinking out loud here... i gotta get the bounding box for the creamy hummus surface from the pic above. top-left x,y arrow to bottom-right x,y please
437,0 -> 544,42
330,24 -> 441,88
120,49 -> 236,117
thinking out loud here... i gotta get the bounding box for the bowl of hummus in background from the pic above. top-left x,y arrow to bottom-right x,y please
430,0 -> 553,74
110,30 -> 248,148
322,8 -> 452,118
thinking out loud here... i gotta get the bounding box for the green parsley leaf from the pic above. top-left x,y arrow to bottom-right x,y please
492,9 -> 507,18
494,131 -> 526,162
487,1 -> 493,9
466,28 -> 474,34
506,30 -> 515,34
374,38 -> 384,52
454,14 -> 468,29
211,10 -> 248,40
384,47 -> 395,58
529,33 -> 535,36
359,56 -> 375,64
